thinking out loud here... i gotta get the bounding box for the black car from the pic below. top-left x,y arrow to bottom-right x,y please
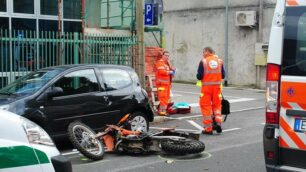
0,64 -> 154,140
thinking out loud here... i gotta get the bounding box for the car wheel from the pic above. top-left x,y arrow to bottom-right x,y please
128,111 -> 149,132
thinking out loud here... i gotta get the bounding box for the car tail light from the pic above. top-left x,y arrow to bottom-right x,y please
267,151 -> 274,160
266,64 -> 280,124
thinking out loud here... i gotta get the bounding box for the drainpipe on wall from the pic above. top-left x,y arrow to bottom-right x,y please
224,0 -> 229,86
256,0 -> 264,88
258,0 -> 263,42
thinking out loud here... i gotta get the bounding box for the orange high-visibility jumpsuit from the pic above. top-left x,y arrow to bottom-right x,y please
155,58 -> 171,115
199,54 -> 223,132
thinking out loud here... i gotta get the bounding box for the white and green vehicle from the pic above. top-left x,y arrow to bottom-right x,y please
0,110 -> 72,172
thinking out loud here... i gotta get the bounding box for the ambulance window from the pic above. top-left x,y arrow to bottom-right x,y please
282,7 -> 306,76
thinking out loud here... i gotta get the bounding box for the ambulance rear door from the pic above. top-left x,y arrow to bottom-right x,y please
279,1 -> 306,169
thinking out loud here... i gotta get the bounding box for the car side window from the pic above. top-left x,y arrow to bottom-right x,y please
102,69 -> 132,91
53,69 -> 99,96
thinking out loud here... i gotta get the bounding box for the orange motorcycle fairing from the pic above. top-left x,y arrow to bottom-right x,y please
103,134 -> 115,151
120,128 -> 141,136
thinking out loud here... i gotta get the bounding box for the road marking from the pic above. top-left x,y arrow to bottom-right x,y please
74,159 -> 111,167
189,103 -> 199,107
158,152 -> 212,162
189,98 -> 256,107
164,106 -> 265,120
149,127 -> 200,132
208,140 -> 262,153
172,91 -> 200,95
62,150 -> 79,156
187,120 -> 240,132
150,127 -> 240,133
223,128 -> 241,132
187,120 -> 204,130
231,106 -> 265,113
173,90 -> 240,98
107,160 -> 165,172
187,120 -> 241,132
171,94 -> 183,97
164,115 -> 201,120
229,98 -> 256,103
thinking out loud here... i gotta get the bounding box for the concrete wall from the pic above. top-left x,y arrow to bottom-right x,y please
163,0 -> 276,88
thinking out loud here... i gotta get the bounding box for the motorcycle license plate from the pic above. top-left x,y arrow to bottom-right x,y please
294,118 -> 306,133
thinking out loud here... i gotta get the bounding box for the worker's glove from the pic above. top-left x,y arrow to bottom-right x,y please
169,70 -> 176,75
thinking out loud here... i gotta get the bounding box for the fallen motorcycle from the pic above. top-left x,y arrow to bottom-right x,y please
67,114 -> 205,161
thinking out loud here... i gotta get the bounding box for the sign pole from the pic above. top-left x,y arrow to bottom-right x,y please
136,0 -> 145,87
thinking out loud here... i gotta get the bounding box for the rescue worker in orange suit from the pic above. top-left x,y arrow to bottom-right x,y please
155,51 -> 175,116
196,47 -> 225,135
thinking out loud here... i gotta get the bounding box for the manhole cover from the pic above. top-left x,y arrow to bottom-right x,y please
158,152 -> 211,161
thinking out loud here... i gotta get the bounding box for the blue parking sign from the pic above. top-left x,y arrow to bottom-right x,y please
145,4 -> 154,25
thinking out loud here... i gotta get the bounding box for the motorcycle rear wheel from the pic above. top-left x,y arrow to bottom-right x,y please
68,122 -> 105,160
161,139 -> 205,155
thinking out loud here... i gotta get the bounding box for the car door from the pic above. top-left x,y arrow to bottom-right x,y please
278,6 -> 306,169
101,68 -> 136,124
42,68 -> 110,137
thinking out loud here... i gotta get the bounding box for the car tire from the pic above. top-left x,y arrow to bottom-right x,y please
127,111 -> 149,133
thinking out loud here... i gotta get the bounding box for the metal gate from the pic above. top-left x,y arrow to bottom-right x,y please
0,29 -> 138,88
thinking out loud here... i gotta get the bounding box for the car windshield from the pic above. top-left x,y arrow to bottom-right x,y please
0,69 -> 62,96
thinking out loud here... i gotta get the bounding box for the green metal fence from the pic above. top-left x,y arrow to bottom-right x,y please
0,29 -> 138,88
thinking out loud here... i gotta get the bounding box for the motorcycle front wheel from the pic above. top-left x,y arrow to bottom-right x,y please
68,122 -> 105,160
161,139 -> 205,155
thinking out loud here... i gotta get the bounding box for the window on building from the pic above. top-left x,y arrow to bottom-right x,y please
0,17 -> 9,30
13,0 -> 34,14
12,18 -> 36,31
12,18 -> 37,72
40,0 -> 58,15
39,19 -> 58,32
0,0 -> 6,12
64,21 -> 82,33
64,0 -> 81,19
101,0 -> 134,28
102,69 -> 132,91
0,77 -> 8,88
0,17 -> 10,73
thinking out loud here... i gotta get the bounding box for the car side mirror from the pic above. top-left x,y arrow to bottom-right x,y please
47,87 -> 63,98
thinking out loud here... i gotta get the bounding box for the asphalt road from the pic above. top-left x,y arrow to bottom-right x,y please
62,83 -> 267,172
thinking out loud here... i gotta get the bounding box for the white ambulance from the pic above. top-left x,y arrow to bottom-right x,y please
0,110 -> 72,172
264,0 -> 306,171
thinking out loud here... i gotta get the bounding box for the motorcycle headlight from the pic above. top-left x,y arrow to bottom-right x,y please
21,117 -> 55,147
0,104 -> 10,111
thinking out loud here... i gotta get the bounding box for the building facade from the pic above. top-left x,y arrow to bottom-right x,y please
163,0 -> 276,88
0,0 -> 82,33
0,0 -> 138,87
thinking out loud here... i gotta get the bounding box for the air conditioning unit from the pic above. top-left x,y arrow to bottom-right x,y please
235,11 -> 257,27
